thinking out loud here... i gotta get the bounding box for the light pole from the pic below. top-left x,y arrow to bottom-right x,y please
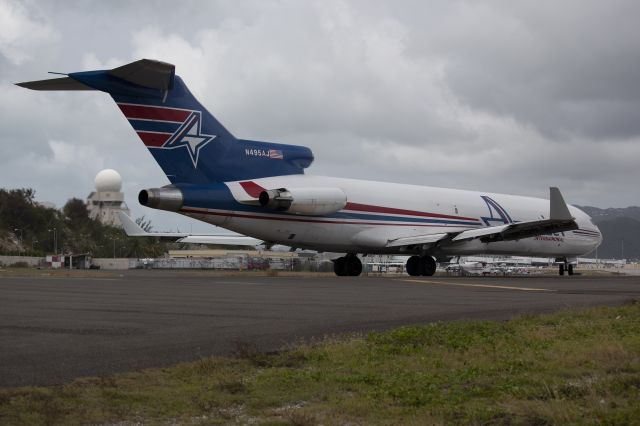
49,228 -> 58,254
14,228 -> 22,256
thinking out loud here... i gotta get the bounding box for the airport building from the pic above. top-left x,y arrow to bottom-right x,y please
86,169 -> 130,228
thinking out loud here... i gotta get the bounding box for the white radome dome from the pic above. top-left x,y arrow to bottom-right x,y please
95,169 -> 122,192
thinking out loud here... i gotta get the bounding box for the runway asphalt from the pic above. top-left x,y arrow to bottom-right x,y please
1,271 -> 639,387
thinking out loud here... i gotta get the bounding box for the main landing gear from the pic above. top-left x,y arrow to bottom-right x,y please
406,255 -> 437,277
333,254 -> 363,276
559,262 -> 574,276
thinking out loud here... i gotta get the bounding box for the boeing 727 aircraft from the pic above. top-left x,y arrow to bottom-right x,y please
17,59 -> 602,276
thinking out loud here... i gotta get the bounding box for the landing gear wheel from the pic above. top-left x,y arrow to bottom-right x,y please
568,264 -> 574,276
333,257 -> 348,276
406,255 -> 437,276
406,256 -> 422,276
345,255 -> 362,276
559,264 -> 565,276
421,255 -> 437,276
333,255 -> 362,276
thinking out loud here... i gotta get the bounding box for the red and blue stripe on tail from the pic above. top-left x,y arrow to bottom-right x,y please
50,59 -> 313,184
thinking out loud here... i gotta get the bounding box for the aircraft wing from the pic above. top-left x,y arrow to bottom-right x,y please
381,187 -> 577,249
452,187 -> 578,242
117,212 -> 263,246
451,217 -> 577,242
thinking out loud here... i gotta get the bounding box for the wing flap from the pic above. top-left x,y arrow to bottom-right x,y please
176,235 -> 263,245
386,233 -> 449,248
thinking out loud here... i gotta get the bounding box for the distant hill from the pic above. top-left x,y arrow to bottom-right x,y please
575,204 -> 640,260
582,217 -> 640,260
576,205 -> 640,224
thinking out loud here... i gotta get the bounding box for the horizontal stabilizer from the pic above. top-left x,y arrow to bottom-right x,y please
15,76 -> 94,91
108,59 -> 175,91
16,59 -> 175,92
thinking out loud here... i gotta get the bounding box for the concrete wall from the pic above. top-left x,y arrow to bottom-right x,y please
0,256 -> 43,267
91,258 -> 131,270
0,256 -> 136,270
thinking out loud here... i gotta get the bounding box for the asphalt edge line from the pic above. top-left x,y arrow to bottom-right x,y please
400,279 -> 557,292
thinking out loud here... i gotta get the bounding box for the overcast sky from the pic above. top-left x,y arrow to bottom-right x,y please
1,0 -> 639,232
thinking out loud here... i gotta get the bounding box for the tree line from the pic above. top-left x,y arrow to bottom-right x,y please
0,188 -> 167,258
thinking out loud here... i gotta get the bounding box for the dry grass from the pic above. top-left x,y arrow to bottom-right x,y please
0,267 -> 120,278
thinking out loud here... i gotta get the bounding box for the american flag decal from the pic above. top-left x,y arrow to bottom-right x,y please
269,149 -> 284,160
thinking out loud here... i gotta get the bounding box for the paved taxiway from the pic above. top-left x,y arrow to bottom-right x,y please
1,272 -> 639,387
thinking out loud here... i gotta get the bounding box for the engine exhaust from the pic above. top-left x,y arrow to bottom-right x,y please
138,187 -> 184,212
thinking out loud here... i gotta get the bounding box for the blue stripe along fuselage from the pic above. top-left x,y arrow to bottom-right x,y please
177,183 -> 482,226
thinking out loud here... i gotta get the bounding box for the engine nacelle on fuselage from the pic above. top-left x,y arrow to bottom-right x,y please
258,187 -> 347,216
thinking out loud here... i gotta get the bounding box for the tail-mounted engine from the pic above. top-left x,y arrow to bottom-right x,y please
259,187 -> 347,216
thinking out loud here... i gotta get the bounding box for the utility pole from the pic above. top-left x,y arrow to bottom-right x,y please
49,228 -> 58,254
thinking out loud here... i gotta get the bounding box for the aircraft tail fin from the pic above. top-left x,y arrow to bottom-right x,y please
17,59 -> 314,184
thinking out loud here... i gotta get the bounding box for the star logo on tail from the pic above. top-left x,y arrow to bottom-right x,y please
163,111 -> 216,167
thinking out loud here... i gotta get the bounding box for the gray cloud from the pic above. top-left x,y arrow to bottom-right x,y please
1,0 -> 639,231
404,0 -> 640,140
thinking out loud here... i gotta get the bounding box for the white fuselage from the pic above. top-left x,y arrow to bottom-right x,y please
181,175 -> 602,258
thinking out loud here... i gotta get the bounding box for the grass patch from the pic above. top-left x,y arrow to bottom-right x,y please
2,303 -> 639,425
0,267 -> 121,278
